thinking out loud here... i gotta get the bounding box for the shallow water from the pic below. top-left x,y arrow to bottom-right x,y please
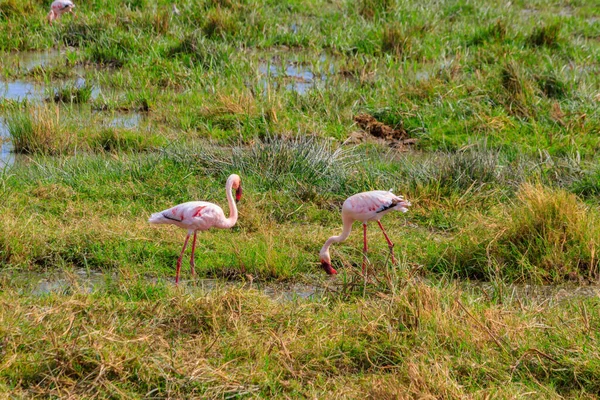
4,269 -> 599,304
107,112 -> 143,129
0,80 -> 46,101
0,118 -> 14,167
258,54 -> 334,94
0,77 -> 101,102
4,269 -> 324,301
0,49 -> 63,72
0,50 -> 142,159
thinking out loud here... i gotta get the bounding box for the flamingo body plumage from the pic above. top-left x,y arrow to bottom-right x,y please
149,174 -> 242,284
319,190 -> 410,275
48,0 -> 76,24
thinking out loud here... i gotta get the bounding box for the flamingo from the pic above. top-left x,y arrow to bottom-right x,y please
47,0 -> 76,24
319,190 -> 411,275
149,174 -> 242,284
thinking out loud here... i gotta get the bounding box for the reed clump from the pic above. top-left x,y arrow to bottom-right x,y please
440,183 -> 599,282
6,105 -> 73,155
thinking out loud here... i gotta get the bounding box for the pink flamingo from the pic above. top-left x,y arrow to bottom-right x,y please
149,174 -> 242,284
320,190 -> 411,275
47,0 -> 76,24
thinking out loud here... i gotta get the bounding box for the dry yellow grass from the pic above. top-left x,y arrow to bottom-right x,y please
0,280 -> 598,398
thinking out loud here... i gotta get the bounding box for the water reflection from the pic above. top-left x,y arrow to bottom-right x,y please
258,54 -> 334,94
0,118 -> 14,168
0,49 -> 63,71
107,112 -> 143,129
0,80 -> 45,101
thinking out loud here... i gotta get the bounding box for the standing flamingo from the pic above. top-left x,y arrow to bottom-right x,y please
149,174 -> 243,284
319,190 -> 411,275
47,0 -> 76,24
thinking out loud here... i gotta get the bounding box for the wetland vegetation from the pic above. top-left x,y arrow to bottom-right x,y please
0,0 -> 599,397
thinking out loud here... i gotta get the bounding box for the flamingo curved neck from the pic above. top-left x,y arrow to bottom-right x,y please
320,216 -> 353,260
221,179 -> 238,229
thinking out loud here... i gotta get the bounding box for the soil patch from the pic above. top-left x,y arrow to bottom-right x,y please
351,113 -> 417,149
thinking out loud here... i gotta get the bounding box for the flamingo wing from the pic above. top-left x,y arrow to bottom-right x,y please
344,191 -> 410,220
52,0 -> 74,10
149,201 -> 226,231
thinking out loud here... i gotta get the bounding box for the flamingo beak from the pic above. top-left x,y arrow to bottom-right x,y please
321,261 -> 337,275
235,185 -> 242,203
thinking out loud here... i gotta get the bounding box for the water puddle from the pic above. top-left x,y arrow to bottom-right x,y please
0,51 -> 140,157
0,118 -> 14,168
4,269 -> 599,304
0,80 -> 46,101
258,54 -> 334,94
0,49 -> 64,72
107,112 -> 143,129
3,269 -> 324,301
0,77 -> 100,103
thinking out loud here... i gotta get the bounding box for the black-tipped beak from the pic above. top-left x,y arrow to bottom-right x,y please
235,185 -> 242,203
321,261 -> 338,275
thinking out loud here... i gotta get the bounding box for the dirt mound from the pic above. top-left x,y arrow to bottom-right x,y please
351,113 -> 417,149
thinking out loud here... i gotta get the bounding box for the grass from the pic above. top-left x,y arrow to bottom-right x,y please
0,139 -> 598,282
0,0 -> 599,396
0,278 -> 598,397
5,104 -> 70,155
51,83 -> 93,104
5,104 -> 164,155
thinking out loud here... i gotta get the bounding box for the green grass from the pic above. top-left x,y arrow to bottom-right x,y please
0,0 -> 599,396
51,82 -> 93,104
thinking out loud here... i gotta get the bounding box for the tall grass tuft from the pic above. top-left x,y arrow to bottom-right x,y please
6,105 -> 72,155
192,136 -> 358,193
90,128 -> 164,153
357,0 -> 394,19
469,20 -> 507,45
440,184 -> 599,282
59,22 -> 105,47
381,24 -> 412,57
571,167 -> 600,199
202,7 -> 237,39
152,9 -> 170,34
85,34 -> 137,68
500,61 -> 534,117
497,184 -> 598,281
168,33 -> 228,68
527,23 -> 561,48
51,83 -> 93,104
536,72 -> 568,99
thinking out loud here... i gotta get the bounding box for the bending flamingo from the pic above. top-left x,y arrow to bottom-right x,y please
320,190 -> 410,275
47,0 -> 76,24
149,174 -> 242,284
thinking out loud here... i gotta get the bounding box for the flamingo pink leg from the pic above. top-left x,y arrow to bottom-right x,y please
175,233 -> 191,284
362,223 -> 368,274
189,231 -> 198,277
377,221 -> 397,265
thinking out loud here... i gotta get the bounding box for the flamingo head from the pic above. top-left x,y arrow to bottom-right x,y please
320,258 -> 337,275
229,174 -> 242,203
